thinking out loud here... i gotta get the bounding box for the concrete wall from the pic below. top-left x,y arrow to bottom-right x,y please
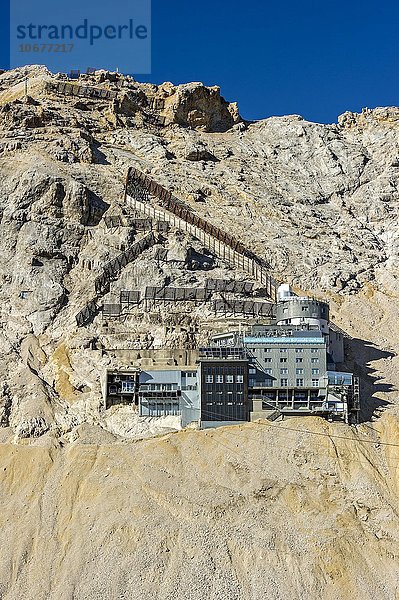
328,330 -> 345,364
200,421 -> 247,429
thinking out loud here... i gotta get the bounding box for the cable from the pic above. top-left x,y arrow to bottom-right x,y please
191,410 -> 399,470
195,405 -> 399,449
254,420 -> 399,449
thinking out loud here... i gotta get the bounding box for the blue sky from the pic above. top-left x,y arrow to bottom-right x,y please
1,0 -> 399,123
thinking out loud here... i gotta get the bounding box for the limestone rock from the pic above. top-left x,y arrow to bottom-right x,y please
0,64 -> 398,444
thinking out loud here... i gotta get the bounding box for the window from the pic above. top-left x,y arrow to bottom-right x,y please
216,375 -> 224,384
312,369 -> 320,375
121,381 -> 135,393
296,379 -> 304,387
249,368 -> 256,375
206,375 -> 214,383
312,379 -> 319,387
226,375 -> 234,383
20,291 -> 30,299
280,368 -> 288,374
302,306 -> 308,312
280,357 -> 287,363
295,348 -> 304,353
280,379 -> 288,387
280,348 -> 288,353
311,357 -> 319,364
264,348 -> 271,353
311,348 -> 319,353
265,378 -> 273,387
236,375 -> 244,383
296,357 -> 303,364
265,369 -> 273,375
296,368 -> 304,375
264,358 -> 272,363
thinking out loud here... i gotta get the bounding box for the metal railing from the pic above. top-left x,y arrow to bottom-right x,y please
75,232 -> 157,327
125,167 -> 278,301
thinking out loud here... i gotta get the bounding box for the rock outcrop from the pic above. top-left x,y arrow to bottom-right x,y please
0,66 -> 398,598
0,66 -> 398,439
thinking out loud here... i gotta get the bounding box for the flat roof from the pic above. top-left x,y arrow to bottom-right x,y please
244,337 -> 326,345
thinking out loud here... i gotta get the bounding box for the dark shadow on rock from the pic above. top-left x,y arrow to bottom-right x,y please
186,247 -> 215,271
87,191 -> 110,226
343,336 -> 396,423
92,141 -> 110,166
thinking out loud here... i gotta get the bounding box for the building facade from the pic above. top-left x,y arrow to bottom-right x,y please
198,347 -> 249,425
243,327 -> 330,415
104,288 -> 359,425
138,368 -> 199,425
105,369 -> 139,408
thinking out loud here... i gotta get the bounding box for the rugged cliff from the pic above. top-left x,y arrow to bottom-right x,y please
0,65 -> 399,599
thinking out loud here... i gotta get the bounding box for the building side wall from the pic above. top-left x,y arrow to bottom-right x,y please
200,360 -> 249,422
139,369 -> 200,419
329,331 -> 345,364
246,340 -> 327,390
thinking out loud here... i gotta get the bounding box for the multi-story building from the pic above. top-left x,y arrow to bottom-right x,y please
244,326 -> 330,414
104,286 -> 359,425
138,368 -> 199,425
198,347 -> 249,427
209,285 -> 359,422
105,369 -> 139,408
275,287 -> 344,363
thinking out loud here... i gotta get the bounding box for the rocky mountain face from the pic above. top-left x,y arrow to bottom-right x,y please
0,65 -> 399,599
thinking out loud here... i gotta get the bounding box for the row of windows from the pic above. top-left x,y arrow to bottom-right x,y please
205,402 -> 244,406
113,382 -> 199,393
206,391 -> 243,396
109,382 -> 135,394
264,357 -> 319,364
265,368 -> 320,375
258,348 -> 320,353
140,383 -> 178,391
202,366 -> 244,375
280,379 -> 320,387
142,402 -> 181,417
205,375 -> 244,384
